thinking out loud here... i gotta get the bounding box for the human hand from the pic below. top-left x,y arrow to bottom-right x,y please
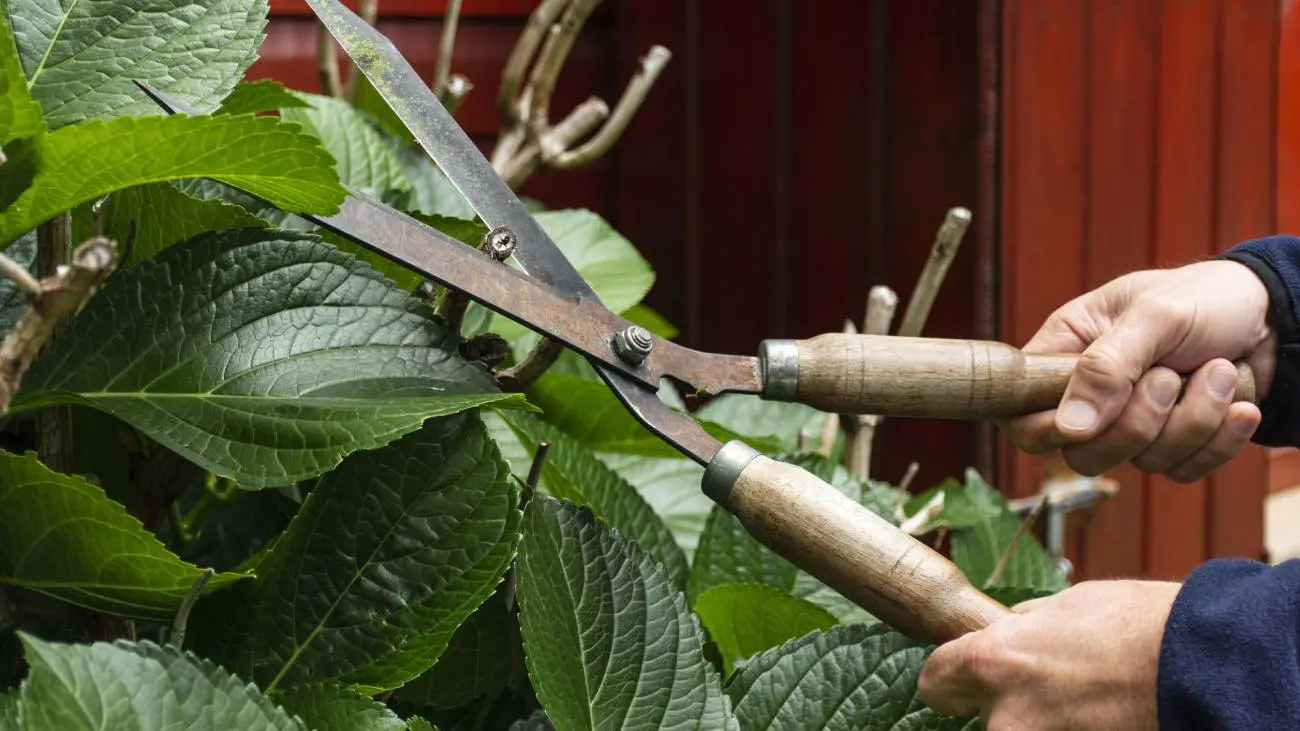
1004,259 -> 1276,481
917,580 -> 1180,730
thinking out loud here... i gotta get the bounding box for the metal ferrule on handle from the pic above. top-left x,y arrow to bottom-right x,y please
703,440 -> 1011,646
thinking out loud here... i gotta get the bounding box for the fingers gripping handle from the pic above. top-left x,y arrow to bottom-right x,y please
704,441 -> 1011,646
759,333 -> 1257,420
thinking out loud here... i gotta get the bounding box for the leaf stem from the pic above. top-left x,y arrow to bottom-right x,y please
434,0 -> 463,101
983,493 -> 1048,590
170,567 -> 215,649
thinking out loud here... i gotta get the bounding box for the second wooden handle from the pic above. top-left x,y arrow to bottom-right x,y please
704,441 -> 1010,646
760,333 -> 1256,420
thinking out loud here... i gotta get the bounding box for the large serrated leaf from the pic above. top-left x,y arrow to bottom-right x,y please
276,682 -> 406,731
392,144 -> 475,220
106,181 -> 266,266
725,624 -> 977,730
517,497 -> 738,731
694,582 -> 837,676
393,591 -> 526,710
14,227 -> 522,488
501,411 -> 690,590
12,633 -> 304,730
948,469 -> 1069,594
282,92 -> 411,199
694,393 -> 828,453
7,0 -> 269,129
597,452 -> 713,559
0,114 -> 345,247
0,15 -> 41,145
0,450 -> 245,619
190,412 -> 522,694
217,79 -> 312,116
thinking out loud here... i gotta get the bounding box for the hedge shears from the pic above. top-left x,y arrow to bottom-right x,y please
138,0 -> 1256,647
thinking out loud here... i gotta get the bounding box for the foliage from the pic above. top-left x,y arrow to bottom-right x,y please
0,3 -> 1069,730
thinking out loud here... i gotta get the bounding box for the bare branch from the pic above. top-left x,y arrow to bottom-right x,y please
497,0 -> 570,125
440,73 -> 474,115
0,252 -> 39,300
897,207 -> 972,338
984,493 -> 1048,589
0,237 -> 118,415
900,491 -> 944,535
438,227 -> 518,335
898,461 -> 919,492
316,23 -> 344,98
524,0 -> 602,132
359,0 -> 378,27
434,0 -> 464,98
844,286 -> 899,478
501,97 -> 607,188
542,45 -> 671,169
496,337 -> 564,390
170,568 -> 215,648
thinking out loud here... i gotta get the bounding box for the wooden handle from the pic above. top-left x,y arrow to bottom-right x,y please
704,442 -> 1011,646
760,333 -> 1256,420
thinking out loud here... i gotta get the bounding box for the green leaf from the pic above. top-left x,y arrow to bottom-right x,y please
694,393 -> 828,453
903,475 -> 1004,534
501,411 -> 690,590
393,144 -> 475,220
8,0 -> 269,129
695,583 -> 837,676
106,181 -> 267,265
217,79 -> 312,116
15,227 -> 523,488
12,633 -> 304,730
620,303 -> 679,339
351,71 -> 414,145
0,450 -> 245,620
407,718 -> 440,731
0,692 -> 17,728
596,452 -> 714,560
0,114 -> 345,248
949,469 -> 1069,594
726,624 -> 977,730
282,93 -> 411,198
276,683 -> 406,731
190,412 -> 522,694
507,711 -> 552,731
0,15 -> 42,145
517,497 -> 738,731
393,591 -> 526,710
0,229 -> 34,332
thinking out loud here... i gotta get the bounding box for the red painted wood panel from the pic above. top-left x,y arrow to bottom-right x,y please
1146,0 -> 1217,580
999,0 -> 1278,579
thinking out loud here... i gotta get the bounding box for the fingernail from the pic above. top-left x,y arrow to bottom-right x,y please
1057,399 -> 1098,431
1209,365 -> 1237,398
1148,374 -> 1181,409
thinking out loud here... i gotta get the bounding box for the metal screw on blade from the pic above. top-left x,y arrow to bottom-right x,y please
483,226 -> 518,261
612,325 -> 653,365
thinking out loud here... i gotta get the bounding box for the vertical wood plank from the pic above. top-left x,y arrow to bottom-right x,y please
997,0 -> 1088,501
1208,0 -> 1277,562
1075,0 -> 1158,581
1146,0 -> 1217,580
1280,0 -> 1300,232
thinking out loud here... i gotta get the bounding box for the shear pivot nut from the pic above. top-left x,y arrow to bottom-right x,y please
482,226 -> 518,260
613,325 -> 653,366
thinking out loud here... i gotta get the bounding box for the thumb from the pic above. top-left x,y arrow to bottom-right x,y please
1055,304 -> 1174,440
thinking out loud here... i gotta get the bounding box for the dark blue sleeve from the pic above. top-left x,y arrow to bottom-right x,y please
1222,235 -> 1300,447
1158,558 -> 1300,729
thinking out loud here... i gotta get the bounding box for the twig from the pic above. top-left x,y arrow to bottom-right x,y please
34,214 -> 82,474
359,0 -> 378,27
316,23 -> 344,98
523,0 -> 602,132
0,252 -> 39,300
899,491 -> 945,535
1,236 -> 116,417
438,227 -> 518,336
441,74 -> 473,116
541,45 -> 672,169
505,441 -> 551,611
496,337 -> 564,390
899,461 -> 919,492
497,96 -> 607,189
497,0 -> 570,125
433,0 -> 463,102
897,207 -> 972,338
983,493 -> 1048,589
170,568 -> 215,649
844,286 -> 899,478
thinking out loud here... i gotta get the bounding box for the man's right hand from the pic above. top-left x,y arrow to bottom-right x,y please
1004,259 -> 1277,482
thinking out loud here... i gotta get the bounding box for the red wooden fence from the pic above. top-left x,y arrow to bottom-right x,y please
252,0 -> 1285,582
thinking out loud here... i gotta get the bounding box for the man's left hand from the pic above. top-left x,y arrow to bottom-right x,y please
917,580 -> 1180,730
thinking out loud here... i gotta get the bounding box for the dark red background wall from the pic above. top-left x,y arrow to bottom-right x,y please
254,0 -> 1285,582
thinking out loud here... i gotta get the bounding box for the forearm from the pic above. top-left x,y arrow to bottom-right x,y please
1222,236 -> 1300,447
1158,558 -> 1300,729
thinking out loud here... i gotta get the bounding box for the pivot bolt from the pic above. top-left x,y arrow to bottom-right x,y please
482,226 -> 518,260
612,325 -> 653,365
